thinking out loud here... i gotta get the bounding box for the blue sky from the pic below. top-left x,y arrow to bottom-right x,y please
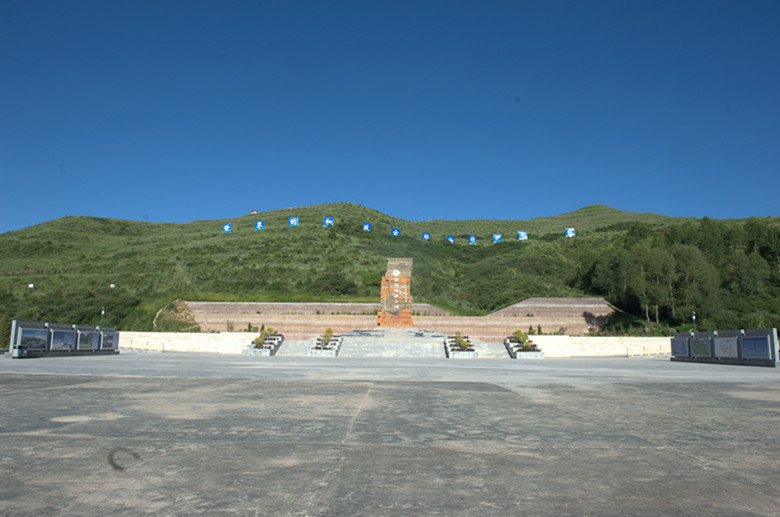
1,0 -> 778,233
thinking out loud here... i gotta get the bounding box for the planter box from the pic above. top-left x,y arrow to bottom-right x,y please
309,348 -> 339,357
243,345 -> 275,357
448,349 -> 478,359
513,351 -> 545,359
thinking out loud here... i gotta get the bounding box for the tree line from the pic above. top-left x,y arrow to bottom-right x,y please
576,218 -> 779,332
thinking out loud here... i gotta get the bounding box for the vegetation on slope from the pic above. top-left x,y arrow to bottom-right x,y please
0,203 -> 778,342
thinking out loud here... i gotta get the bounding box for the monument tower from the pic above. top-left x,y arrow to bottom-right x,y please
377,258 -> 414,327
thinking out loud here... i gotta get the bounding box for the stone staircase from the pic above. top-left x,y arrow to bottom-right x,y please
274,339 -> 317,357
471,340 -> 512,359
338,329 -> 446,358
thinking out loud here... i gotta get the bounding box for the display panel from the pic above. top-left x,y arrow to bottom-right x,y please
51,330 -> 76,351
101,332 -> 119,350
691,337 -> 711,357
741,336 -> 771,359
77,331 -> 100,351
713,337 -> 738,358
18,328 -> 49,349
671,337 -> 689,357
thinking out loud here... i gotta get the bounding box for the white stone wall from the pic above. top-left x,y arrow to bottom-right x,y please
530,335 -> 670,357
119,331 -> 670,358
120,331 -> 252,354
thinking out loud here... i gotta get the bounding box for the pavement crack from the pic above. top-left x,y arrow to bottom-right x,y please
303,384 -> 373,513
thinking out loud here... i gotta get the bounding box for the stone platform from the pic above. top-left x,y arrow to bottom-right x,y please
1,354 -> 778,516
338,329 -> 446,358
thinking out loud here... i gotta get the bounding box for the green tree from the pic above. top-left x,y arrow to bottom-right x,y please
726,252 -> 770,296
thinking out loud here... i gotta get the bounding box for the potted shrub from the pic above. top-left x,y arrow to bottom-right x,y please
310,327 -> 340,357
446,331 -> 477,358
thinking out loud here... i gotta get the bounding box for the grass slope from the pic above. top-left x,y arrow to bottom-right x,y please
0,203 -> 777,333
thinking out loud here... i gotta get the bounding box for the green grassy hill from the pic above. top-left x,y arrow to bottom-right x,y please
1,203 -> 778,336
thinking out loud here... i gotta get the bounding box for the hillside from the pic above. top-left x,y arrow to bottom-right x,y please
0,203 -> 778,337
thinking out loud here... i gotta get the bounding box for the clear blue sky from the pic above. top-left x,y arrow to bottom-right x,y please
1,0 -> 778,233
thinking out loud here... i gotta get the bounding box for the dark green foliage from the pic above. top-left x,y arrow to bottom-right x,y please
0,203 -> 777,334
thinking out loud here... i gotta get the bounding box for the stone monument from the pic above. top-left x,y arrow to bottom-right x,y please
377,258 -> 414,327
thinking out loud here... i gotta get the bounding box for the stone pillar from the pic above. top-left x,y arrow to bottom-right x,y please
377,258 -> 414,327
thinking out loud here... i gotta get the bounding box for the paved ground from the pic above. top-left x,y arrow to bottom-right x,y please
0,353 -> 778,516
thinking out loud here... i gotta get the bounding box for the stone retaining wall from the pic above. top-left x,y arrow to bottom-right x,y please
119,331 -> 670,358
192,314 -> 593,338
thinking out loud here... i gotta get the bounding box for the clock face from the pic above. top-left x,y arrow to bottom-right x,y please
392,269 -> 400,277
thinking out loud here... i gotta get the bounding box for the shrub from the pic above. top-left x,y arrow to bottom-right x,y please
253,325 -> 276,347
322,327 -> 333,344
454,331 -> 470,350
512,329 -> 528,344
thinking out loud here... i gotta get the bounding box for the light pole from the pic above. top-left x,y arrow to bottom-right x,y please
101,283 -> 115,328
691,310 -> 696,332
27,283 -> 39,320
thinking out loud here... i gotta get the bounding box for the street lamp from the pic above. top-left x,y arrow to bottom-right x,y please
100,306 -> 106,328
26,283 -> 39,320
691,310 -> 696,331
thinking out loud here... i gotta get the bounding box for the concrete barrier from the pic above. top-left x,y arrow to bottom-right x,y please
119,332 -> 670,358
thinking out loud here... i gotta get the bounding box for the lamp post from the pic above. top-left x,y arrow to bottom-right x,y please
26,283 -> 39,320
691,310 -> 696,332
101,283 -> 115,328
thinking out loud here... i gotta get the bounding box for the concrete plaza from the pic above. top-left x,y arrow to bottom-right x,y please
0,353 -> 778,515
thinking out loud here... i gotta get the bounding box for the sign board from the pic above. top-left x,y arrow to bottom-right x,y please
222,223 -> 232,233
565,228 -> 575,238
287,216 -> 299,227
421,232 -> 431,241
323,216 -> 334,227
741,335 -> 771,359
492,233 -> 503,244
77,330 -> 100,351
468,235 -> 477,245
362,222 -> 372,232
50,329 -> 76,351
713,336 -> 739,358
101,331 -> 119,351
517,231 -> 528,240
390,228 -> 400,237
254,221 -> 265,231
446,235 -> 455,244
671,337 -> 689,357
18,328 -> 48,350
691,337 -> 711,357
